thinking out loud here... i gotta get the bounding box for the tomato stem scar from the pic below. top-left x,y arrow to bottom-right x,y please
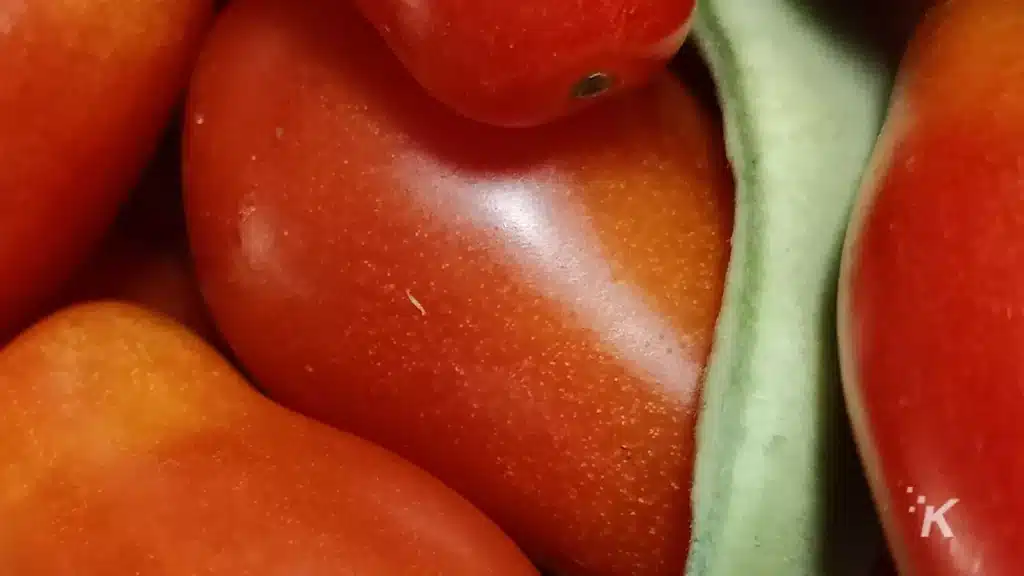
571,72 -> 614,99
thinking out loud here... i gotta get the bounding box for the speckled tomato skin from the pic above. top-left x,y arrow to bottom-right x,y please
184,0 -> 733,574
0,302 -> 538,575
0,0 -> 212,341
353,0 -> 696,127
840,1 -> 1024,574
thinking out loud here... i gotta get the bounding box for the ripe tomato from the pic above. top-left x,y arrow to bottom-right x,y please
840,1 -> 1024,575
0,0 -> 212,341
185,0 -> 733,574
0,302 -> 538,575
353,0 -> 696,127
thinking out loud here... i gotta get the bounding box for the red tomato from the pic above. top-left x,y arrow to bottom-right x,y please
353,0 -> 696,127
840,1 -> 1024,575
184,0 -> 733,574
0,302 -> 538,575
0,0 -> 213,342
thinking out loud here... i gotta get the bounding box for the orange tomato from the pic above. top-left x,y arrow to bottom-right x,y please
0,0 -> 213,340
0,302 -> 538,575
185,0 -> 733,574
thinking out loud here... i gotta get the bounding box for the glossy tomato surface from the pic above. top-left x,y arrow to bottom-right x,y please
840,1 -> 1024,574
185,0 -> 733,574
0,302 -> 538,575
353,0 -> 696,127
0,0 -> 212,341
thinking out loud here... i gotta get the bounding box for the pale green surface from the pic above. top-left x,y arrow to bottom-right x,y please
688,1 -> 895,574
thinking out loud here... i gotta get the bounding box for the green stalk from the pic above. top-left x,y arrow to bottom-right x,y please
687,1 -> 896,574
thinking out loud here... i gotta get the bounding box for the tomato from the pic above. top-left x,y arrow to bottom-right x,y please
184,0 -> 733,574
353,0 -> 696,127
839,1 -> 1024,575
0,302 -> 538,575
48,125 -> 220,345
0,0 -> 213,341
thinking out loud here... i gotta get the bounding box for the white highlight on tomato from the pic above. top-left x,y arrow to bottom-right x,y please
395,152 -> 702,400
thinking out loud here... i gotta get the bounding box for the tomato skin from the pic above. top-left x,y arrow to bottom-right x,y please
185,0 -> 732,574
353,0 -> 696,127
0,0 -> 212,341
0,302 -> 538,575
840,1 -> 1024,575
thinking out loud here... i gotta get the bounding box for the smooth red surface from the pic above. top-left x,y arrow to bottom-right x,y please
0,0 -> 213,341
841,1 -> 1024,574
184,0 -> 733,574
0,302 -> 538,575
354,0 -> 696,127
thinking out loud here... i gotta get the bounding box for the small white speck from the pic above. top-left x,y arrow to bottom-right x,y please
275,127 -> 284,139
194,113 -> 205,125
406,290 -> 426,315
